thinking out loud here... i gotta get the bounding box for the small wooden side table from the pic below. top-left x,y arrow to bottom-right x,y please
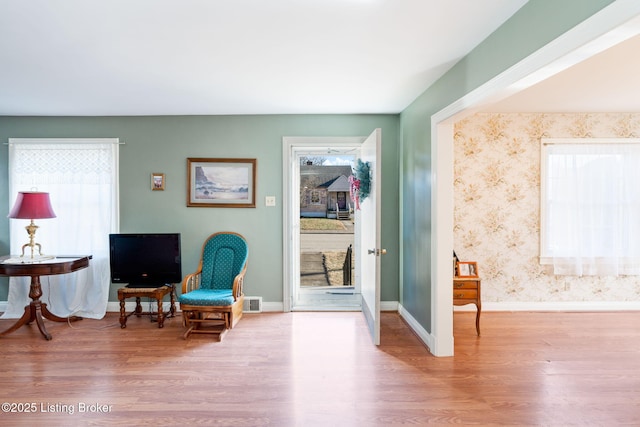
117,284 -> 176,329
0,255 -> 92,340
453,277 -> 481,336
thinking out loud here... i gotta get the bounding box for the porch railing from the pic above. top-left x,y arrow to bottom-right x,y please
342,244 -> 352,286
335,202 -> 351,220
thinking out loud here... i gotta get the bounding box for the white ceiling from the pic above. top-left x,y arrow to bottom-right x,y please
0,0 -> 528,116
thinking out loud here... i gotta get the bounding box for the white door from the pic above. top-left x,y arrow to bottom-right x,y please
355,128 -> 383,345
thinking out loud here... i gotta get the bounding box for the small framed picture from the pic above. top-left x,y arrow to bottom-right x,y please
152,173 -> 165,191
456,261 -> 478,278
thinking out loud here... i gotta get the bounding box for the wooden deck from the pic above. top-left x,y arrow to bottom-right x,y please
0,310 -> 638,426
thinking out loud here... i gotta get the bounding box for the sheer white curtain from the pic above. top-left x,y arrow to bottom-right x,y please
543,140 -> 640,276
2,138 -> 119,319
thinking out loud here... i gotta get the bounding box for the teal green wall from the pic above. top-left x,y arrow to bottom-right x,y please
399,0 -> 616,330
0,115 -> 400,303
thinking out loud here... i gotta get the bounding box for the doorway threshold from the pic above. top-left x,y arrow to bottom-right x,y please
301,285 -> 355,293
292,305 -> 361,312
293,289 -> 362,311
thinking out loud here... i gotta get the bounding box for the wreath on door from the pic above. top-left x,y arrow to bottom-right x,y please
349,159 -> 371,210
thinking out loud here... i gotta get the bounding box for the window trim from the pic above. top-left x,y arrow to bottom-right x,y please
540,137 -> 640,265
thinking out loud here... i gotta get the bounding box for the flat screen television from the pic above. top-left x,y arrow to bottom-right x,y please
109,233 -> 182,287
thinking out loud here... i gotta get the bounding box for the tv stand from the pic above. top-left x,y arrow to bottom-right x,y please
117,283 -> 176,328
126,282 -> 170,289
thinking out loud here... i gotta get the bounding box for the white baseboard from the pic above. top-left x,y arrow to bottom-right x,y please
256,300 -> 640,313
455,301 -> 640,312
254,301 -> 398,313
106,300 -> 286,313
398,303 -> 434,353
261,301 -> 284,312
104,300 -> 392,314
7,300 -> 637,317
381,301 -> 399,311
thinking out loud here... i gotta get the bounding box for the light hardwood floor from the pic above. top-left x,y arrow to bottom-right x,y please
0,310 -> 639,426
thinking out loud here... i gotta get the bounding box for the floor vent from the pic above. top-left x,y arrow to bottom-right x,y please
243,296 -> 262,313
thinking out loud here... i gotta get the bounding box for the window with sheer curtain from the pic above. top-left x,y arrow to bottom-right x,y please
2,138 -> 119,319
540,138 -> 640,276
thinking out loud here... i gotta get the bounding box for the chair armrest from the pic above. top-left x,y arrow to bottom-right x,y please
232,262 -> 248,300
182,271 -> 202,294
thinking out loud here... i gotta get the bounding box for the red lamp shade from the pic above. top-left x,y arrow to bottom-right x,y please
8,192 -> 57,219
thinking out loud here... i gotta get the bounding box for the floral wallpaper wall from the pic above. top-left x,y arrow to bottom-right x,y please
453,113 -> 640,303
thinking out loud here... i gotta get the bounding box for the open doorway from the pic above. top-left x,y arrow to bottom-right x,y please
428,7 -> 640,356
297,153 -> 359,310
282,136 -> 366,312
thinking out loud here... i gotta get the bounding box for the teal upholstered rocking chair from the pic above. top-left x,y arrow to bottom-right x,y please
179,232 -> 248,340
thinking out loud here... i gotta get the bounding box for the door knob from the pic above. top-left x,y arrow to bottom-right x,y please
368,249 -> 387,256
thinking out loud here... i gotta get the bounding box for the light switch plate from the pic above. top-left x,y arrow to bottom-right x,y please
265,196 -> 276,206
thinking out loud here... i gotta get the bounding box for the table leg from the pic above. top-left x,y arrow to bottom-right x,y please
41,303 -> 82,323
0,275 -> 83,340
32,302 -> 52,341
475,303 -> 481,337
23,275 -> 53,339
169,286 -> 176,317
0,304 -> 34,337
135,297 -> 142,317
156,297 -> 165,328
119,296 -> 127,328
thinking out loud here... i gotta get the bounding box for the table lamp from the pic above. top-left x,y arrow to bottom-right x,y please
8,191 -> 56,258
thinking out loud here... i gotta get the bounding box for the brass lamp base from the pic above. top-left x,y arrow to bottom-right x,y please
20,220 -> 44,259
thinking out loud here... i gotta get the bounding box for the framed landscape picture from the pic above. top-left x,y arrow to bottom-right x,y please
187,158 -> 256,208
